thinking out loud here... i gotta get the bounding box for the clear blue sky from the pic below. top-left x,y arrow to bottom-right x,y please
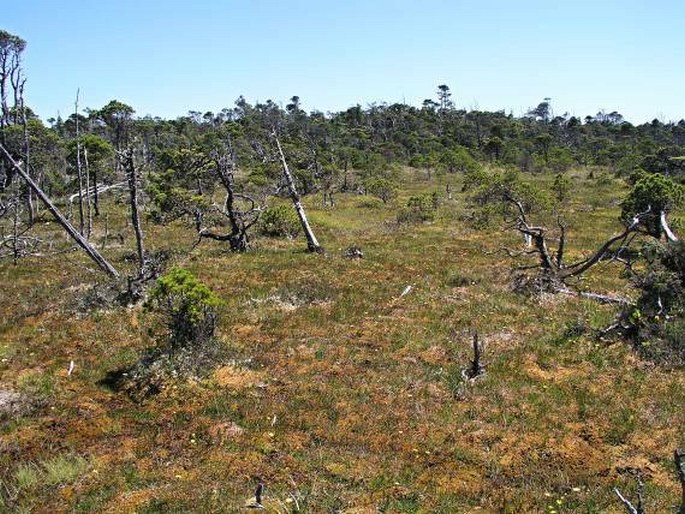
4,0 -> 684,124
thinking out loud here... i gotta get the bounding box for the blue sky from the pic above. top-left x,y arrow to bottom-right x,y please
4,0 -> 684,123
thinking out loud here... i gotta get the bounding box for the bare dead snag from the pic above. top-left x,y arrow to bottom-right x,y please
74,89 -> 86,236
273,132 -> 323,253
0,142 -> 119,278
19,79 -> 34,226
463,332 -> 485,380
120,148 -> 145,276
84,146 -> 93,237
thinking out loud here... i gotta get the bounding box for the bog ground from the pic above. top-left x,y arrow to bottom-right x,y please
1,169 -> 683,513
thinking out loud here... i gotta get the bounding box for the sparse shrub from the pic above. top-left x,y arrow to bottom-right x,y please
364,177 -> 398,204
102,268 -> 224,399
356,196 -> 384,209
147,267 -> 222,349
553,172 -> 572,203
446,271 -> 480,287
397,193 -> 439,223
258,204 -> 300,239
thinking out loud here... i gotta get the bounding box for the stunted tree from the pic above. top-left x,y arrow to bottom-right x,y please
0,30 -> 26,130
527,97 -> 552,123
621,171 -> 683,242
194,140 -> 263,252
472,168 -> 675,301
96,100 -> 135,150
437,84 -> 454,112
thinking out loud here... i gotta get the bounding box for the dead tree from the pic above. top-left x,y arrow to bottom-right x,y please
0,143 -> 119,278
119,147 -> 145,276
273,132 -> 323,253
74,89 -> 86,236
499,191 -> 652,299
463,332 -> 485,380
193,146 -> 263,252
18,79 -> 34,226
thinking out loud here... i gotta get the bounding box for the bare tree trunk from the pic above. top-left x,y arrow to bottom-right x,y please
19,80 -> 34,226
121,148 -> 145,276
273,133 -> 323,253
0,142 -> 119,278
12,187 -> 19,264
88,150 -> 100,216
75,90 -> 85,236
661,210 -> 678,242
84,147 -> 92,238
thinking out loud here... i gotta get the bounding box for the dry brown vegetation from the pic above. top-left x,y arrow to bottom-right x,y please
0,168 -> 683,513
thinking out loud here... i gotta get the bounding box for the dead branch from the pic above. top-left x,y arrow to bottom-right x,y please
614,480 -> 644,514
613,450 -> 685,514
556,287 -> 631,306
68,181 -> 126,206
661,210 -> 679,242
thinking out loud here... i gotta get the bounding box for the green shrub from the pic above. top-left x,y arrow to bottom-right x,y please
623,241 -> 685,364
258,204 -> 300,239
553,173 -> 572,203
621,171 -> 684,238
356,197 -> 384,209
364,177 -> 398,204
147,267 -> 222,349
397,193 -> 439,223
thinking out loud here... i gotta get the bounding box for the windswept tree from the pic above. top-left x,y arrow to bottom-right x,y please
437,84 -> 454,113
0,30 -> 26,129
95,100 -> 135,150
471,168 -> 680,300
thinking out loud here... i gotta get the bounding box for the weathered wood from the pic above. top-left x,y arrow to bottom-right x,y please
120,148 -> 145,276
68,181 -> 126,206
273,133 -> 322,253
661,210 -> 678,242
74,89 -> 86,236
0,142 -> 120,278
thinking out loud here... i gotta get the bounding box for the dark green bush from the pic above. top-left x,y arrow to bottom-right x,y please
147,267 -> 222,348
258,204 -> 300,239
397,193 -> 439,223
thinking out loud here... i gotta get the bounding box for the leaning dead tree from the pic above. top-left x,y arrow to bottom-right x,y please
614,448 -> 685,514
272,131 -> 323,253
193,142 -> 263,252
0,143 -> 119,278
